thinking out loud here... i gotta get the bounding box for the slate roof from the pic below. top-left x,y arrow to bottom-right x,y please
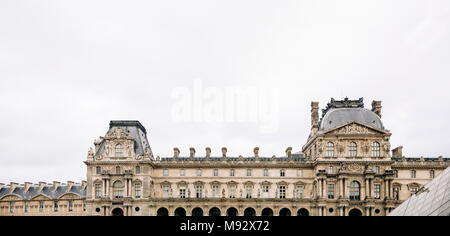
96,120 -> 152,157
0,184 -> 86,200
320,108 -> 384,131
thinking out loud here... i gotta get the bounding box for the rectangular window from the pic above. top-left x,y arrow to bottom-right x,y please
229,185 -> 236,198
195,185 -> 203,198
374,166 -> 380,174
264,169 -> 269,177
95,184 -> 102,198
295,186 -> 304,198
196,169 -> 202,177
245,185 -> 252,198
162,185 -> 170,198
246,169 -> 252,177
135,183 -> 142,199
163,169 -> 169,176
279,186 -> 286,199
68,200 -> 73,212
9,202 -> 14,214
280,169 -> 286,177
213,169 -> 219,177
180,169 -> 186,176
54,201 -> 58,212
297,169 -> 303,177
327,184 -> 335,199
179,187 -> 186,199
374,184 -> 381,199
39,201 -> 44,212
263,185 -> 269,198
135,166 -> 141,174
24,201 -> 29,213
230,169 -> 235,177
411,170 -> 416,178
212,185 -> 219,198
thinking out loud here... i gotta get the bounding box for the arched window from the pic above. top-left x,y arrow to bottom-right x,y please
349,142 -> 357,157
115,144 -> 124,157
115,166 -> 121,174
349,181 -> 360,200
326,142 -> 335,157
372,142 -> 381,157
96,166 -> 101,174
113,181 -> 124,198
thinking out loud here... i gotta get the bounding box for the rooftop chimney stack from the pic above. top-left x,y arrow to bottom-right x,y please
53,181 -> 60,191
24,182 -> 33,192
253,147 -> 260,158
38,182 -> 46,191
286,147 -> 293,158
9,182 -> 18,192
222,147 -> 227,158
67,181 -> 74,191
311,102 -> 319,134
81,181 -> 87,189
372,100 -> 382,118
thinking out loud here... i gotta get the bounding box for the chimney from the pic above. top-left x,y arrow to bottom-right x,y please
9,182 -> 18,192
221,147 -> 227,158
392,146 -> 403,158
67,181 -> 74,191
173,147 -> 180,158
189,147 -> 196,158
372,100 -> 382,118
311,102 -> 319,134
24,182 -> 33,192
53,181 -> 60,191
38,182 -> 47,191
286,147 -> 293,158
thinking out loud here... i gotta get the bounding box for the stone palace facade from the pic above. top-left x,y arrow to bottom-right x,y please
1,98 -> 449,216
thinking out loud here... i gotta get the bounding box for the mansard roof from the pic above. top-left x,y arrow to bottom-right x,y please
319,98 -> 384,131
0,183 -> 86,200
96,120 -> 152,157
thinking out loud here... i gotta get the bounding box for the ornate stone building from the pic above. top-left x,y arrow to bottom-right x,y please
1,98 -> 449,216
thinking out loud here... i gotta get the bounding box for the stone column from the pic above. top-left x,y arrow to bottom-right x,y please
365,179 -> 369,199
318,180 -> 322,198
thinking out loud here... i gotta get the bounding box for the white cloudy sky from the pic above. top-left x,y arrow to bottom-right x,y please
1,0 -> 449,183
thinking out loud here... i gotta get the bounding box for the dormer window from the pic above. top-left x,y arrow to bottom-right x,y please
115,144 -> 124,157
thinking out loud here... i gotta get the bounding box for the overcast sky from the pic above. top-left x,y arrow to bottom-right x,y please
1,0 -> 449,183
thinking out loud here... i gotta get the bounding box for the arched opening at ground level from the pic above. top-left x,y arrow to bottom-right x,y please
261,208 -> 273,216
297,208 -> 309,216
175,207 -> 186,216
227,207 -> 238,216
209,207 -> 221,216
279,208 -> 291,216
348,208 -> 363,217
112,208 -> 124,216
192,207 -> 204,216
244,208 -> 256,216
157,207 -> 169,216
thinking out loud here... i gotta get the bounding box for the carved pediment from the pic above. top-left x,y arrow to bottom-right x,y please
325,122 -> 384,135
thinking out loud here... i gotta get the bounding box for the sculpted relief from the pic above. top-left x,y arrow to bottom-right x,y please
330,123 -> 378,135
